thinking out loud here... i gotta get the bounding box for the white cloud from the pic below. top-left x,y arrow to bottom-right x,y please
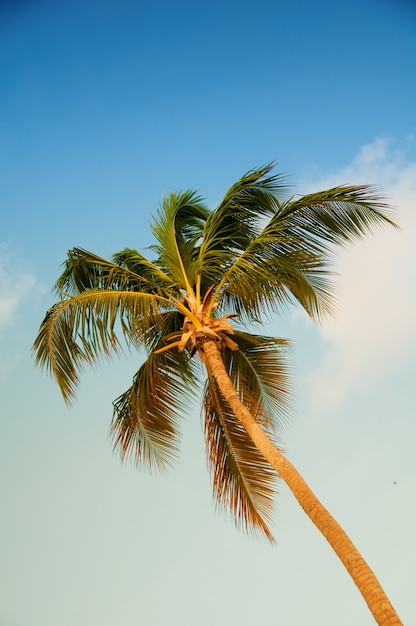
0,243 -> 43,331
305,138 -> 416,412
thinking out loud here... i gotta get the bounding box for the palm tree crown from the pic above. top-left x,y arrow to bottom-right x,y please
33,163 -> 396,542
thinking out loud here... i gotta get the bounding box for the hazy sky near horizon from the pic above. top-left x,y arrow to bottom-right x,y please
1,1 -> 415,625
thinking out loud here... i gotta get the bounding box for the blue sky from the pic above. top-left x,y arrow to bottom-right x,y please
1,1 -> 415,624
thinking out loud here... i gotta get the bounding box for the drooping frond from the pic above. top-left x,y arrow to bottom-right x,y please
150,190 -> 209,290
32,289 -> 168,403
203,371 -> 277,542
214,184 -> 396,322
55,247 -> 172,296
201,332 -> 291,541
111,347 -> 198,471
226,331 -> 292,428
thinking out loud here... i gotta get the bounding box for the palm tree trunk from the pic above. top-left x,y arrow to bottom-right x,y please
201,337 -> 402,626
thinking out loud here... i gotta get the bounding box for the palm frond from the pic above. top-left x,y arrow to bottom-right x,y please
111,347 -> 198,471
275,185 -> 397,248
131,309 -> 185,352
196,164 -> 289,291
32,289 -> 167,403
55,247 -> 172,296
150,190 -> 209,290
203,372 -> 277,542
216,250 -> 337,323
214,184 -> 396,322
227,331 -> 292,428
112,248 -> 174,290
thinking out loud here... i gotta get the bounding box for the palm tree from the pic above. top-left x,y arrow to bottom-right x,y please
33,164 -> 402,625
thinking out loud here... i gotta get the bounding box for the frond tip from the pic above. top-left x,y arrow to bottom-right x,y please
32,289 -> 166,403
202,332 -> 291,542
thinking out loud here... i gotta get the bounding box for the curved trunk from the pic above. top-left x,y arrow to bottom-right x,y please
201,337 -> 402,626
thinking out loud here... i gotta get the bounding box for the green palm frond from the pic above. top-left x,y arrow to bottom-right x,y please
150,190 -> 209,290
217,250 -> 337,323
275,185 -> 396,247
111,347 -> 198,471
197,164 -> 289,292
203,371 -> 277,542
112,248 -> 174,290
55,247 -> 172,296
213,184 -> 396,322
33,289 -> 167,403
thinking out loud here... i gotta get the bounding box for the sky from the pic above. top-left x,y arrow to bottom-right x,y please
0,1 -> 415,624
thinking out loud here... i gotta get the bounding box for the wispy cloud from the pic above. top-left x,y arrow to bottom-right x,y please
0,244 -> 46,372
305,138 -> 416,412
0,243 -> 44,334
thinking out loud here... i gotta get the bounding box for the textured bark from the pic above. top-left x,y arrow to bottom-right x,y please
201,337 -> 402,626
